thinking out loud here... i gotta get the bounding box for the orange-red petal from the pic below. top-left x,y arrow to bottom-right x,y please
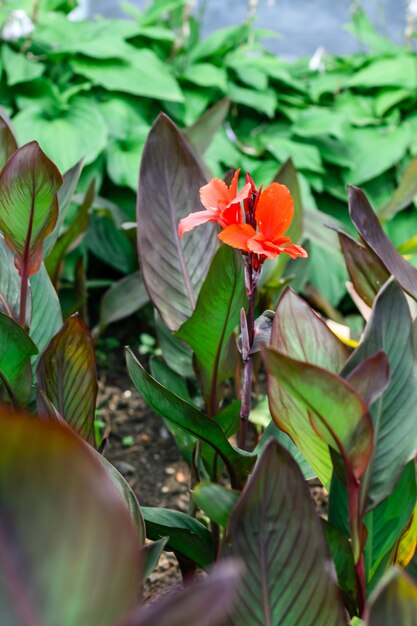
200,178 -> 229,211
218,223 -> 256,251
228,169 -> 240,198
255,182 -> 294,240
178,210 -> 218,237
281,243 -> 308,259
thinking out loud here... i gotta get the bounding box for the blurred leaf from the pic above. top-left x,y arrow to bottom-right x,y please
192,482 -> 239,528
266,288 -> 348,486
36,315 -> 98,447
182,63 -> 228,91
367,568 -> 417,625
71,50 -> 183,102
338,231 -> 389,307
222,440 -> 347,625
126,348 -> 256,489
176,246 -> 245,413
0,107 -> 18,168
141,507 -> 214,568
99,271 -> 149,330
137,114 -> 218,331
346,8 -> 398,54
266,137 -> 323,173
348,186 -> 417,301
228,83 -> 277,118
2,45 -> 45,85
347,55 -> 417,90
106,127 -> 149,191
88,211 -> 137,274
184,97 -> 230,153
342,280 -> 417,510
190,24 -> 250,62
292,107 -> 348,141
0,409 -> 140,626
379,156 -> 417,221
0,141 -> 62,276
141,538 -> 168,580
155,311 -> 194,377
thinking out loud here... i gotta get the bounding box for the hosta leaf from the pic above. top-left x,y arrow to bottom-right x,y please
265,348 -> 374,480
342,280 -> 417,509
338,231 -> 389,307
176,245 -> 245,413
0,312 -> 38,403
119,563 -> 239,626
348,55 -> 417,90
126,348 -> 255,488
0,108 -> 18,169
36,315 -> 98,447
137,114 -> 218,331
0,141 -> 62,276
2,45 -> 45,85
222,440 -> 347,626
348,186 -> 417,301
367,568 -> 417,626
184,97 -> 230,153
0,409 -> 140,626
141,507 -> 214,568
267,288 -> 348,487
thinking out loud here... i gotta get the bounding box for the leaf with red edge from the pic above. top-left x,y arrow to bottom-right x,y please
367,567 -> 417,625
0,107 -> 18,169
36,314 -> 98,447
264,348 -> 374,481
137,113 -> 218,331
0,141 -> 62,277
338,231 -> 389,307
118,562 -> 239,626
221,440 -> 347,626
267,287 -> 349,487
348,185 -> 417,301
0,409 -> 141,626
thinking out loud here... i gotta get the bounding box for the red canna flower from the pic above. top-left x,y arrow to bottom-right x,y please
218,182 -> 307,260
178,169 -> 251,236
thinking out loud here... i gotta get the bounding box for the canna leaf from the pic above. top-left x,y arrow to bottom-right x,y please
137,113 -> 218,331
0,108 -> 18,169
176,245 -> 245,414
348,186 -> 417,301
184,97 -> 230,153
192,481 -> 240,528
379,156 -> 417,221
222,440 -> 347,626
0,409 -> 141,626
0,141 -> 62,277
36,315 -> 98,447
396,500 -> 417,569
99,271 -> 149,332
29,263 -> 63,364
367,567 -> 417,626
267,288 -> 348,486
0,312 -> 38,404
0,235 -> 31,324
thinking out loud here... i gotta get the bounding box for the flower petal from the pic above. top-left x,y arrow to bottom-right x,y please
228,182 -> 252,208
200,178 -> 229,211
255,182 -> 294,240
178,210 -> 218,237
228,169 -> 241,198
281,243 -> 309,259
218,223 -> 256,251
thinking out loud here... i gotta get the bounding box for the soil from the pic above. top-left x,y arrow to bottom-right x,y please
98,341 -> 328,602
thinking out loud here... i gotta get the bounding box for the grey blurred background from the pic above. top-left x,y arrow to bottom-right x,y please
77,0 -> 409,58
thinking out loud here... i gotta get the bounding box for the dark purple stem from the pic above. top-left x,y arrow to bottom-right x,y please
238,259 -> 257,450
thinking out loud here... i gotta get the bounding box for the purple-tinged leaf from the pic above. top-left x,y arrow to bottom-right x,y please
338,231 -> 389,306
267,288 -> 349,486
184,97 -> 230,153
36,315 -> 98,447
0,107 -> 18,169
98,271 -> 149,332
221,440 -> 347,626
29,263 -> 62,365
118,562 -> 239,626
265,348 -> 374,481
342,280 -> 417,511
0,235 -> 31,324
137,113 -> 218,331
367,567 -> 417,625
0,141 -> 62,277
345,351 -> 390,408
348,185 -> 417,301
379,156 -> 417,221
0,409 -> 140,626
238,309 -> 274,355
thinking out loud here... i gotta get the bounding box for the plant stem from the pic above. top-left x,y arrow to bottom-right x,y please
19,262 -> 29,328
238,260 -> 257,450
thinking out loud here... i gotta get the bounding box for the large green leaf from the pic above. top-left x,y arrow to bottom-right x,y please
192,481 -> 239,528
221,440 -> 347,626
99,271 -> 149,331
2,45 -> 45,85
126,348 -> 255,488
379,156 -> 417,221
367,568 -> 417,625
0,108 -> 18,169
13,97 -> 108,173
0,236 -> 30,324
0,141 -> 62,276
137,114 -> 218,331
184,98 -> 230,153
347,55 -> 417,90
141,507 -> 214,569
176,245 -> 245,413
266,288 -> 348,486
0,312 -> 38,403
349,186 -> 417,301
342,280 -> 417,510
70,50 -> 183,102
0,409 -> 140,626
29,262 -> 63,361
36,315 -> 98,447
